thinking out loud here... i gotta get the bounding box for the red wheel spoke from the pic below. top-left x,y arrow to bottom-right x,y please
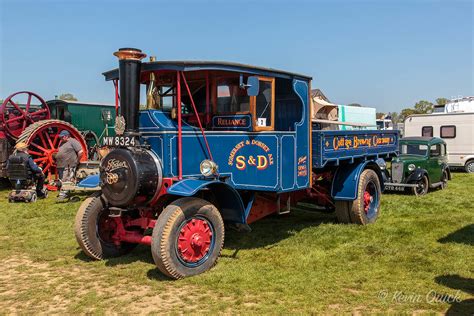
26,94 -> 32,112
8,99 -> 24,114
47,133 -> 54,148
34,157 -> 48,163
30,109 -> 48,117
28,150 -> 44,156
43,163 -> 51,173
52,133 -> 60,147
6,116 -> 23,124
38,132 -> 49,149
30,142 -> 47,152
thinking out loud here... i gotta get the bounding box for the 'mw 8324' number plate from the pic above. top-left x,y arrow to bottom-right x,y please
102,136 -> 137,147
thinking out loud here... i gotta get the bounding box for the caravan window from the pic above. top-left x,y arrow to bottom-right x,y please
422,126 -> 433,137
440,125 -> 456,138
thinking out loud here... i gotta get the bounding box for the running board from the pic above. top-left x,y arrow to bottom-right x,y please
384,182 -> 418,188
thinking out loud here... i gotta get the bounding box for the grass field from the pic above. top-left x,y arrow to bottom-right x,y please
0,174 -> 472,314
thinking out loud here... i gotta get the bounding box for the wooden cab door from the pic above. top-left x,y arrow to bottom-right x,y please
251,77 -> 275,131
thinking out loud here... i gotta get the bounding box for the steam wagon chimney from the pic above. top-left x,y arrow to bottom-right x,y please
113,48 -> 147,135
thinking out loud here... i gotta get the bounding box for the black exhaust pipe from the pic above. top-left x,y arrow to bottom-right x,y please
113,48 -> 146,135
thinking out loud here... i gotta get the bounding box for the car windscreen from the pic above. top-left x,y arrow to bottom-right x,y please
400,143 -> 428,156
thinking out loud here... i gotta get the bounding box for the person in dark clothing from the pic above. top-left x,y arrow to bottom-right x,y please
6,142 -> 46,198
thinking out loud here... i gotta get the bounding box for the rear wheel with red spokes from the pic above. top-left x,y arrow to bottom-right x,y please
16,119 -> 87,181
335,169 -> 381,225
0,91 -> 50,139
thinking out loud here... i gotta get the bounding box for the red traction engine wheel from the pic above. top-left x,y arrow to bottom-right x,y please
16,119 -> 88,181
0,91 -> 50,139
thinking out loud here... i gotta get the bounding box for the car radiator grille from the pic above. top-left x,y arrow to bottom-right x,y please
391,162 -> 404,183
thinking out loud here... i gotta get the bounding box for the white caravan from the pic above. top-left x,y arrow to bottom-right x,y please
404,112 -> 474,172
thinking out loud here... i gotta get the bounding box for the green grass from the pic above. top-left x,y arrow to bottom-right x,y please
0,174 -> 472,314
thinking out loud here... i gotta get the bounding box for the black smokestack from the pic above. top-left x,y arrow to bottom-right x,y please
113,48 -> 146,135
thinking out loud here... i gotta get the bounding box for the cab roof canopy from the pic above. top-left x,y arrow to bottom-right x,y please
103,60 -> 312,82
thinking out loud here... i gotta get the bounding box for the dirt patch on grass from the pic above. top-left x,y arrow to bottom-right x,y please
0,256 -> 232,314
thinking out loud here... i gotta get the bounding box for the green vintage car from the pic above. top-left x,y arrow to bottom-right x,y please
384,137 -> 451,196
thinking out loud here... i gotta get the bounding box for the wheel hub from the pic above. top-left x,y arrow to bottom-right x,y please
98,212 -> 118,243
177,218 -> 213,263
363,190 -> 373,213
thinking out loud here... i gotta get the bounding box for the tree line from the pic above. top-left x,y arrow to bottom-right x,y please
378,97 -> 449,124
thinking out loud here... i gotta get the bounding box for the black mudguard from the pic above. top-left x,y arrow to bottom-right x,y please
406,168 -> 428,183
442,164 -> 452,180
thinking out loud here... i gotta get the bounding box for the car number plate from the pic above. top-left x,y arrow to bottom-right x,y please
385,185 -> 405,192
102,136 -> 137,147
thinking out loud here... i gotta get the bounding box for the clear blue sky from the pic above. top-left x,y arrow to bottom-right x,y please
1,0 -> 472,113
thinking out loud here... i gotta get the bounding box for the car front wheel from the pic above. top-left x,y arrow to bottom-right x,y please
151,197 -> 225,279
412,175 -> 429,196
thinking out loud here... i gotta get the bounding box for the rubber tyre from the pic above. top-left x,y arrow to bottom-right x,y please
440,169 -> 449,190
151,197 -> 225,279
334,169 -> 381,225
465,160 -> 474,173
74,193 -> 136,260
412,175 -> 429,196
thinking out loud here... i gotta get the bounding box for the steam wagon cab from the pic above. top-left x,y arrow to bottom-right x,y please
75,48 -> 399,279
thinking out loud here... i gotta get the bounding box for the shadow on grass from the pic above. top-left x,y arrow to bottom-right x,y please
438,224 -> 474,246
0,178 -> 11,190
435,274 -> 474,315
74,244 -> 155,266
73,207 -> 336,281
223,207 -> 336,252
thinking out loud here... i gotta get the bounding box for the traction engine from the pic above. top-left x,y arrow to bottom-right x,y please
0,91 -> 88,181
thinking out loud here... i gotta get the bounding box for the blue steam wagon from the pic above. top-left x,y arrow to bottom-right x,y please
75,48 -> 399,279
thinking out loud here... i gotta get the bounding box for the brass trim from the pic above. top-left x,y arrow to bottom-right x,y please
113,49 -> 147,61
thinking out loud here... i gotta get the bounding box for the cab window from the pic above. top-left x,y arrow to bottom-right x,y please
430,144 -> 441,157
254,80 -> 273,128
441,144 -> 446,156
181,80 -> 207,114
216,78 -> 250,113
251,77 -> 275,131
401,143 -> 428,156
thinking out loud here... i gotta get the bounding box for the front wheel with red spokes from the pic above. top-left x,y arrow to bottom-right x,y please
74,193 -> 137,260
151,197 -> 224,279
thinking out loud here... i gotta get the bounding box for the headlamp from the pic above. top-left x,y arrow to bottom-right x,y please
408,164 -> 416,172
200,160 -> 218,177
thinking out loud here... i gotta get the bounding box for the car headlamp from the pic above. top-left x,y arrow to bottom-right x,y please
375,158 -> 386,170
408,164 -> 416,172
200,160 -> 218,177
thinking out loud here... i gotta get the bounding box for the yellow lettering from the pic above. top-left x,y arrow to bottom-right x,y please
257,155 -> 268,170
236,156 -> 246,170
